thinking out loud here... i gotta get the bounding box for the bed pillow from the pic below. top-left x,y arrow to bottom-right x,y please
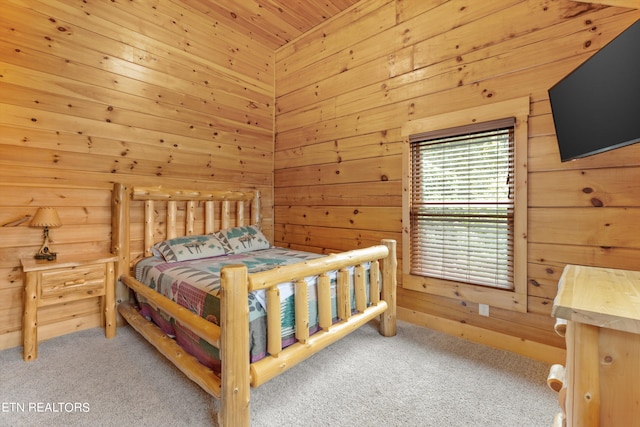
214,225 -> 271,254
152,234 -> 232,262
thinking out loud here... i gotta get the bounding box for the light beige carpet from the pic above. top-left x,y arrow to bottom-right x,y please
0,320 -> 558,426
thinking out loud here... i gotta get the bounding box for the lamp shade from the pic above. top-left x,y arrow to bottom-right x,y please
30,207 -> 62,228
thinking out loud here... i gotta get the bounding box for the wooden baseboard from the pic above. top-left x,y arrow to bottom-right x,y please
0,314 -> 101,352
397,307 -> 566,365
0,330 -> 20,351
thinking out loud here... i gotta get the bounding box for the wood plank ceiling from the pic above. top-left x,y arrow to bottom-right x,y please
176,1 -> 638,51
176,0 -> 361,50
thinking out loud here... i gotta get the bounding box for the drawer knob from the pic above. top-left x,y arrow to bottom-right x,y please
64,278 -> 86,286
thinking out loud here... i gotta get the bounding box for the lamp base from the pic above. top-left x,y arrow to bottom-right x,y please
35,229 -> 57,261
34,251 -> 57,261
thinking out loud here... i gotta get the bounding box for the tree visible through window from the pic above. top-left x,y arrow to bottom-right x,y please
409,118 -> 515,290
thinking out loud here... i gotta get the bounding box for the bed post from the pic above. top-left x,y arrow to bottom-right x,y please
252,190 -> 261,226
112,183 -> 131,327
380,239 -> 397,337
219,264 -> 251,427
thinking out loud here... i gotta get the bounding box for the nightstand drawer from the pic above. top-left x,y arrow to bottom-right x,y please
39,263 -> 106,304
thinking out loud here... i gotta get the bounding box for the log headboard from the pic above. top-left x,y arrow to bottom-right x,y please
111,183 -> 261,304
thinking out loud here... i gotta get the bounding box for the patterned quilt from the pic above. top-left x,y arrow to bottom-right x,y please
134,248 -> 370,370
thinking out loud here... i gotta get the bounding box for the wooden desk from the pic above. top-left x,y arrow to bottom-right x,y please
550,265 -> 640,427
21,253 -> 117,361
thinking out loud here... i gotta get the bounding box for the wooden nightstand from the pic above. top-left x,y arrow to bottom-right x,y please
21,252 -> 117,361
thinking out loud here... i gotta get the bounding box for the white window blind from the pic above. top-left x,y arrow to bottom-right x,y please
409,118 -> 515,289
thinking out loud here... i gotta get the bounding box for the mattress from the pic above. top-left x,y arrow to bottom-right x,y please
134,247 -> 372,371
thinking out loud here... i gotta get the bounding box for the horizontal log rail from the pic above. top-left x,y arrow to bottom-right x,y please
120,274 -> 222,349
118,301 -> 222,399
248,244 -> 389,291
249,301 -> 388,387
132,185 -> 257,201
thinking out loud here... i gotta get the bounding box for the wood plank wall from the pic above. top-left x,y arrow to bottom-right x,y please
0,0 -> 274,350
274,0 -> 640,360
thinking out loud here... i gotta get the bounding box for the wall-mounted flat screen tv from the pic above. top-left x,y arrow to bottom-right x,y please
549,18 -> 640,162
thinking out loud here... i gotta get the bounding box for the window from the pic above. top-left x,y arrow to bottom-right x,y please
401,98 -> 529,312
410,119 -> 515,289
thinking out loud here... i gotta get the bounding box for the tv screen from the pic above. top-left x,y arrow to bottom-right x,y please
549,18 -> 640,162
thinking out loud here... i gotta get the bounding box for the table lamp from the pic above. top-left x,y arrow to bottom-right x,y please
30,207 -> 62,261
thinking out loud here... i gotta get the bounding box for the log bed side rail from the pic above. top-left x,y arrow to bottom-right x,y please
117,301 -> 222,399
119,274 -> 222,349
117,274 -> 224,399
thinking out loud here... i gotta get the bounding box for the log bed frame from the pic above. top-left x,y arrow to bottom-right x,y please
111,183 -> 397,426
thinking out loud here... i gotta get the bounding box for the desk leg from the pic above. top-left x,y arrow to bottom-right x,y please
23,272 -> 38,361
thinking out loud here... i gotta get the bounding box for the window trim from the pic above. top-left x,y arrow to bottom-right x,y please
401,97 -> 529,313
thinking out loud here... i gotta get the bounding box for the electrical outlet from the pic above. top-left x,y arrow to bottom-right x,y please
479,303 -> 490,317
